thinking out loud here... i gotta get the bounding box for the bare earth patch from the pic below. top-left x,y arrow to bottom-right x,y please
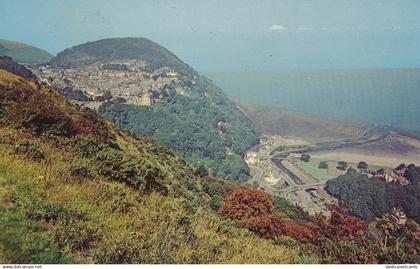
237,102 -> 369,143
311,133 -> 420,168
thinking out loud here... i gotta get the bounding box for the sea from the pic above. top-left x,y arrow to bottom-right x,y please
205,69 -> 420,133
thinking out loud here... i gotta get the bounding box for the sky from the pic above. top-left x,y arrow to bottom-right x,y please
1,0 -> 420,71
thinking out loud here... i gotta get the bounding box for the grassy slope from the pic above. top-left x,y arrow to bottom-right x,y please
0,70 -> 299,263
0,39 -> 52,65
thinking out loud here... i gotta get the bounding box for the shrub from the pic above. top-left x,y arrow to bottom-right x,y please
337,161 -> 348,170
357,161 -> 368,170
319,161 -> 328,169
0,208 -> 77,264
300,154 -> 310,162
69,161 -> 91,180
20,193 -> 79,222
18,103 -> 75,137
69,135 -> 103,158
210,195 -> 223,210
54,219 -> 102,251
272,196 -> 310,222
97,182 -> 134,213
12,139 -> 45,161
220,188 -> 284,239
0,129 -> 16,145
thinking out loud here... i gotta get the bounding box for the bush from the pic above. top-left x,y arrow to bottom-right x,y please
69,135 -> 103,158
54,219 -> 102,251
300,154 -> 311,162
97,182 -> 134,213
337,161 -> 348,170
319,161 -> 328,169
220,188 -> 284,239
12,139 -> 45,161
315,238 -> 379,263
69,161 -> 91,180
19,192 -> 80,222
0,207 -> 77,263
210,195 -> 223,210
272,196 -> 310,222
357,161 -> 368,170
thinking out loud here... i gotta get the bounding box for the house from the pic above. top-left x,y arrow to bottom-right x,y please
375,168 -> 409,185
166,71 -> 178,77
384,207 -> 408,226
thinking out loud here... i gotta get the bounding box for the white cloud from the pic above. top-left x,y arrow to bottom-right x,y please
269,24 -> 313,33
269,24 -> 288,32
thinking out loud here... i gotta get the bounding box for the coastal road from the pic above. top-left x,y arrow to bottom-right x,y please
250,124 -> 392,196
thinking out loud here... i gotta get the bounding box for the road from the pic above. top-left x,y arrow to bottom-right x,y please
250,124 -> 391,196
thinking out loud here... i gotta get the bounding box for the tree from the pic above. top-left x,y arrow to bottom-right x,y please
301,153 -> 311,162
221,188 -> 273,220
194,164 -> 208,178
319,161 -> 328,169
357,161 -> 368,170
336,161 -> 348,170
395,163 -> 407,171
310,206 -> 367,241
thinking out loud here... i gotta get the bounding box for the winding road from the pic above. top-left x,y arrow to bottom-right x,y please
250,124 -> 391,196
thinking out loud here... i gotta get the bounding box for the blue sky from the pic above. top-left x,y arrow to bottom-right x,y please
1,0 -> 420,71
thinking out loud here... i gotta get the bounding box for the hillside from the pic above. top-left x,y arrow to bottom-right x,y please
0,56 -> 37,81
0,38 -> 52,64
1,69 -> 419,264
49,37 -> 194,75
32,38 -> 259,181
0,69 -> 302,263
326,166 -> 420,223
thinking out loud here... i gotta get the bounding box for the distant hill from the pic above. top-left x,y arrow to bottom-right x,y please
0,38 -> 52,64
41,38 -> 259,181
0,56 -> 37,81
50,37 -> 194,75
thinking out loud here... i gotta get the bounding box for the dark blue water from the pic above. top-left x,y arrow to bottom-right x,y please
205,69 -> 420,133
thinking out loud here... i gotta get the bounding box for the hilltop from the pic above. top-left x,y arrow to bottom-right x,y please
0,38 -> 52,64
49,37 -> 194,75
31,38 -> 259,181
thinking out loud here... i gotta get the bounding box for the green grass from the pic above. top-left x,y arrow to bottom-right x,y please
0,70 -> 304,263
295,158 -> 342,182
0,155 -> 79,263
295,158 -> 388,182
0,207 -> 78,264
0,133 -> 299,264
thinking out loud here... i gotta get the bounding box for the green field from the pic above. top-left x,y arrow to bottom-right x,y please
296,158 -> 387,182
295,158 -> 347,182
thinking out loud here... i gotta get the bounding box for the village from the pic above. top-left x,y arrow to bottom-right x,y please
29,60 -> 196,109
